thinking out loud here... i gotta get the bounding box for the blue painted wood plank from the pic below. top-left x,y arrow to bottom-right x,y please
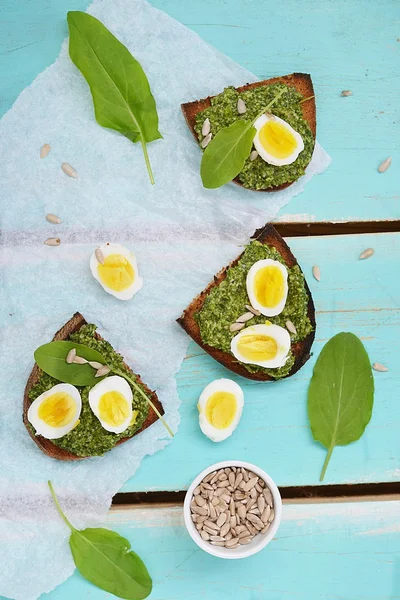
37,501 -> 400,599
121,232 -> 400,492
1,0 -> 399,223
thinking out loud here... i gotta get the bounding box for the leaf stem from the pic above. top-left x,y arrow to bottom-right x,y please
48,481 -> 76,532
320,445 -> 334,481
300,94 -> 315,104
140,137 -> 155,185
114,368 -> 173,437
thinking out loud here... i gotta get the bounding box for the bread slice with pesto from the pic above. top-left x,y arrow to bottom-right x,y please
181,73 -> 316,191
177,224 -> 315,381
23,312 -> 164,461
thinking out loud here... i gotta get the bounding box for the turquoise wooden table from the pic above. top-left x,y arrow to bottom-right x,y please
1,1 -> 399,599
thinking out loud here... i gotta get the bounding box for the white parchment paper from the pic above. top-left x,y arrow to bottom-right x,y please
0,0 -> 330,597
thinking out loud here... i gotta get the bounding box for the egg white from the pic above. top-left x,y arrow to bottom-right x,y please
230,323 -> 291,369
90,243 -> 143,301
246,259 -> 288,317
27,383 -> 82,440
253,113 -> 304,166
197,378 -> 244,443
89,375 -> 133,434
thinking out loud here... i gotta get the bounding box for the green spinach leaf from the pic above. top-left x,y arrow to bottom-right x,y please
307,332 -> 374,481
48,482 -> 152,599
200,87 -> 286,189
67,11 -> 161,184
34,341 -> 106,386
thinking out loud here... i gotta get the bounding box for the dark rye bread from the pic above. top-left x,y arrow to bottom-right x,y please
181,73 -> 316,192
177,224 -> 315,381
23,312 -> 164,461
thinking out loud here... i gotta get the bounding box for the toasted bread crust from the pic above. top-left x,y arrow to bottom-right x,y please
23,312 -> 164,461
177,224 -> 315,381
181,73 -> 316,192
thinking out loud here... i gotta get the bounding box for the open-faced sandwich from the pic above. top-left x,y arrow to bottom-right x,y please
23,312 -> 165,460
178,224 -> 315,381
181,73 -> 316,191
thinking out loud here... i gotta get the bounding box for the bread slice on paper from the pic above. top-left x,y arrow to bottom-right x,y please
23,312 -> 164,461
181,73 -> 316,192
177,224 -> 315,381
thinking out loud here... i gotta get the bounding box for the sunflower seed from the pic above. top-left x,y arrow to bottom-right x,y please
44,237 -> 60,246
261,523 -> 271,534
61,162 -> 78,178
244,477 -> 258,492
241,468 -> 249,482
225,531 -> 233,541
209,504 -> 217,520
238,528 -> 251,539
359,248 -> 374,260
196,523 -> 203,531
239,537 -> 252,545
201,118 -> 211,136
191,514 -> 197,523
211,496 -> 220,507
221,493 -> 231,504
257,496 -> 265,513
201,133 -> 212,149
217,479 -> 230,488
249,150 -> 258,161
378,156 -> 392,173
216,513 -> 227,528
46,213 -> 61,224
193,486 -> 201,496
286,320 -> 297,335
88,361 -> 104,369
245,304 -> 261,316
236,312 -> 254,323
220,522 -> 231,538
197,515 -> 208,523
203,472 -> 215,483
246,498 -> 256,512
233,473 -> 243,489
250,487 -> 257,499
202,482 -> 213,490
66,348 -> 76,364
268,509 -> 275,523
230,515 -> 237,529
312,265 -> 321,281
95,365 -> 111,378
263,488 -> 273,506
261,505 -> 271,523
73,355 -> 88,365
218,472 -> 228,481
200,530 -> 210,541
228,472 -> 235,487
40,144 -> 51,158
95,248 -> 105,264
229,322 -> 245,332
210,541 -> 226,547
230,498 -> 235,516
341,90 -> 353,97
195,495 -> 206,507
204,520 -> 219,531
372,362 -> 388,372
225,538 -> 239,548
237,504 -> 246,520
192,505 -> 208,516
237,98 -> 247,114
204,526 -> 217,535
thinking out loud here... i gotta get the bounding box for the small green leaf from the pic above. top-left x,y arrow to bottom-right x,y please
67,11 -> 161,184
307,332 -> 374,481
201,120 -> 256,189
48,482 -> 152,600
34,341 -> 106,386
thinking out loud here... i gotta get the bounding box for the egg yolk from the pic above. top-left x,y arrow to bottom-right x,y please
259,120 -> 297,159
38,392 -> 76,427
98,391 -> 130,427
254,265 -> 285,308
98,254 -> 134,292
237,334 -> 278,362
205,391 -> 237,429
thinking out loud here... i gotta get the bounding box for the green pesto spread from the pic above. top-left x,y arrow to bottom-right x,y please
194,83 -> 314,190
195,241 -> 313,378
28,324 -> 149,457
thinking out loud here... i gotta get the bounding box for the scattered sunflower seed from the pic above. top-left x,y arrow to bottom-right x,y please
372,362 -> 388,372
312,265 -> 321,281
44,237 -> 60,246
236,312 -> 254,324
88,361 -> 104,370
66,348 -> 76,364
61,162 -> 78,178
46,213 -> 61,225
202,118 -> 211,136
73,356 -> 88,365
359,248 -> 374,260
285,320 -> 297,335
249,150 -> 258,161
237,98 -> 247,114
95,248 -> 105,264
95,365 -> 111,378
40,144 -> 51,159
341,90 -> 353,96
378,157 -> 392,173
230,322 -> 245,332
201,133 -> 212,149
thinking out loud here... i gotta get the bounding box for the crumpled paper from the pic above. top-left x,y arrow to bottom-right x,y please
0,0 -> 330,597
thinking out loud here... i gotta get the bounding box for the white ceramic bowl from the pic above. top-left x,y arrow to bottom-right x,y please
183,460 -> 282,559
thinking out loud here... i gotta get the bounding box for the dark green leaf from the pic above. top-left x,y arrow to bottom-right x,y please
70,528 -> 152,600
307,332 -> 374,481
34,341 -> 107,386
200,120 -> 256,189
67,11 -> 161,184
